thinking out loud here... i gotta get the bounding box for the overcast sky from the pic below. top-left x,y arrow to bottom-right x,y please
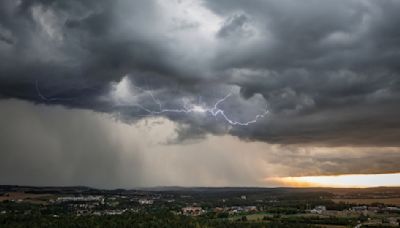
1,0 -> 400,188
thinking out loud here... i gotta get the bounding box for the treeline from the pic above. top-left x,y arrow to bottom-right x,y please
0,212 -> 320,228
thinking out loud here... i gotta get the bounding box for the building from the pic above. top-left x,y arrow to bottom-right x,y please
385,207 -> 400,212
310,205 -> 326,214
103,210 -> 125,215
352,206 -> 367,211
244,206 -> 257,212
56,196 -> 103,203
387,217 -> 399,226
182,207 -> 203,216
138,199 -> 154,205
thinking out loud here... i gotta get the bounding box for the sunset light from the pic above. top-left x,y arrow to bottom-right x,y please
274,173 -> 400,188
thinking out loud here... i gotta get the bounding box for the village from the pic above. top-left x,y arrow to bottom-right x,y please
1,186 -> 400,227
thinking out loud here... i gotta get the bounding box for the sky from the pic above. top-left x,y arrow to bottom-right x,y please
0,0 -> 400,188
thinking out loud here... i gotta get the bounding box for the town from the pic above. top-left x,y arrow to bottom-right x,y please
1,186 -> 400,227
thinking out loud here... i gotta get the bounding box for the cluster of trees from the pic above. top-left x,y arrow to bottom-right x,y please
265,215 -> 356,226
0,196 -> 359,227
2,212 -> 195,228
0,211 -> 336,228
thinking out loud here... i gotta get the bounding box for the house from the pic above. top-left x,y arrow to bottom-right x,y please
244,206 -> 257,212
310,205 -> 326,214
138,199 -> 154,205
103,210 -> 125,215
368,207 -> 380,212
387,217 -> 399,226
385,207 -> 400,212
182,206 -> 203,216
352,206 -> 367,211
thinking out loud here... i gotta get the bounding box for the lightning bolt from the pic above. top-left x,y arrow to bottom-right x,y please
36,80 -> 269,126
130,87 -> 269,126
36,80 -> 65,102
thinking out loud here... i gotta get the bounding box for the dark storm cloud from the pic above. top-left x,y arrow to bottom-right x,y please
217,13 -> 251,38
1,0 -> 400,146
2,99 -> 400,188
203,0 -> 400,146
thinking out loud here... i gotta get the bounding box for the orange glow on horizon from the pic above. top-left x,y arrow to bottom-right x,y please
269,173 -> 400,188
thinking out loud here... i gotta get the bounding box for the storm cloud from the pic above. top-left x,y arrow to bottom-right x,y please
1,0 -> 400,146
1,99 -> 400,188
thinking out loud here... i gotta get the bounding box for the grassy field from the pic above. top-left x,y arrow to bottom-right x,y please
333,198 -> 400,206
245,213 -> 272,221
229,213 -> 318,221
314,225 -> 348,228
227,213 -> 273,221
0,192 -> 53,204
